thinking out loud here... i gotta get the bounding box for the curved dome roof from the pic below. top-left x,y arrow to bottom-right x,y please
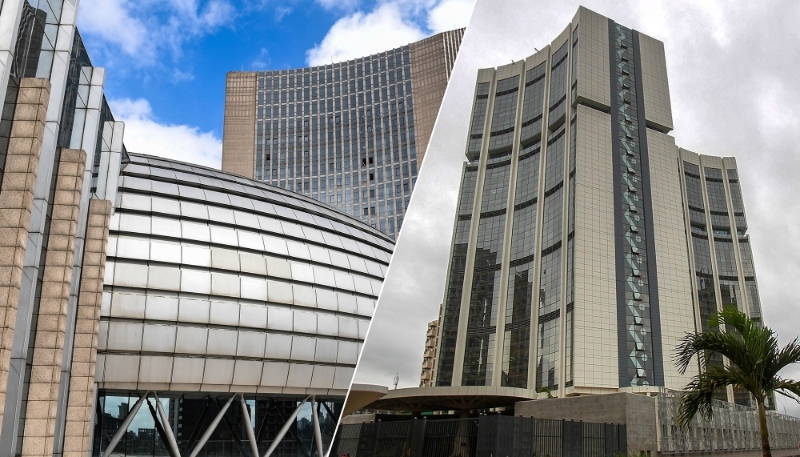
97,153 -> 393,396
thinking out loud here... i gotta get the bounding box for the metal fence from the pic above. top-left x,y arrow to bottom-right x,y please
656,388 -> 800,453
333,416 -> 626,457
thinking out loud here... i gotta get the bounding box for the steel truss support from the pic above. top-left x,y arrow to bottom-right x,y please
311,396 -> 325,457
188,394 -> 237,457
155,392 -> 182,457
264,396 -> 309,457
102,392 -> 151,457
100,392 -> 330,457
241,395 -> 260,457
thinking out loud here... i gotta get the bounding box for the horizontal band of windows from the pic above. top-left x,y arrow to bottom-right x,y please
106,258 -> 377,307
551,52 -> 568,71
116,182 -> 392,258
547,128 -> 566,145
504,319 -> 531,332
122,160 -> 392,251
105,261 -> 381,307
521,114 -> 543,128
525,73 -> 545,87
108,230 -> 386,281
514,197 -> 538,212
548,95 -> 567,112
496,86 -> 519,97
96,354 -> 354,389
520,134 -> 542,150
479,208 -> 507,219
102,286 -> 372,324
541,240 -> 562,257
705,176 -> 724,183
486,158 -> 512,170
544,181 -> 564,198
539,308 -> 560,324
117,177 -> 393,256
490,126 -> 515,137
465,326 -> 496,336
127,155 -> 392,241
100,308 -> 370,343
457,214 -> 472,221
509,254 -> 534,267
97,349 -> 358,369
112,204 -> 389,268
473,261 -> 502,272
718,275 -> 741,281
519,147 -> 541,162
98,319 -> 363,352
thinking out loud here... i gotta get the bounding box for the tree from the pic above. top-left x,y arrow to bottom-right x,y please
674,307 -> 800,457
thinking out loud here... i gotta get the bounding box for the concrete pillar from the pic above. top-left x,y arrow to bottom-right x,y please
0,77 -> 50,431
62,198 -> 110,457
20,148 -> 86,456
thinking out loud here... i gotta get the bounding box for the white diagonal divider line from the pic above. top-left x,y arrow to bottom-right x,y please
264,395 -> 310,457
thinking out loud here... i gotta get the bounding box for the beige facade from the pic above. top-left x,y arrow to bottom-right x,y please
419,317 -> 439,387
21,148 -> 86,456
221,72 -> 258,179
0,78 -> 50,432
434,6 -> 765,404
409,29 -> 464,164
62,199 -> 110,457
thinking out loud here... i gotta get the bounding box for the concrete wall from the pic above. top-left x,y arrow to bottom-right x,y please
516,393 -> 658,453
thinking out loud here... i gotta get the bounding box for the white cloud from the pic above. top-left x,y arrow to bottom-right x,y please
306,3 -> 427,65
426,0 -> 474,33
316,0 -> 361,11
77,0 -> 236,66
305,0 -> 473,66
110,98 -> 222,169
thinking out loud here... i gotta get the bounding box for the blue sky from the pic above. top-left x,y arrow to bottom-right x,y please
76,0 -> 474,168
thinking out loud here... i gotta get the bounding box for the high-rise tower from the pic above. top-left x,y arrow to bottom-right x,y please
222,30 -> 464,238
434,6 -> 763,404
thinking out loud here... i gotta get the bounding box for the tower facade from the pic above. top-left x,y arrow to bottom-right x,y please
434,7 -> 763,404
222,30 -> 464,238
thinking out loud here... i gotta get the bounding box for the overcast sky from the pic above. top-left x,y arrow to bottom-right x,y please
353,0 -> 800,418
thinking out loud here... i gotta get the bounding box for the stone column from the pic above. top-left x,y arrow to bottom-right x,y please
20,148 -> 86,456
62,198 -> 110,457
0,78 -> 50,431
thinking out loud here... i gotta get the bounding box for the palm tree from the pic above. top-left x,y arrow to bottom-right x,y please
674,307 -> 800,457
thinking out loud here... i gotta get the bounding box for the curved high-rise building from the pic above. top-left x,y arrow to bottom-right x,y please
222,30 -> 464,238
431,6 -> 764,404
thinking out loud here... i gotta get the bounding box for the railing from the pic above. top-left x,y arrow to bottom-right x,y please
333,416 -> 626,457
656,388 -> 800,453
